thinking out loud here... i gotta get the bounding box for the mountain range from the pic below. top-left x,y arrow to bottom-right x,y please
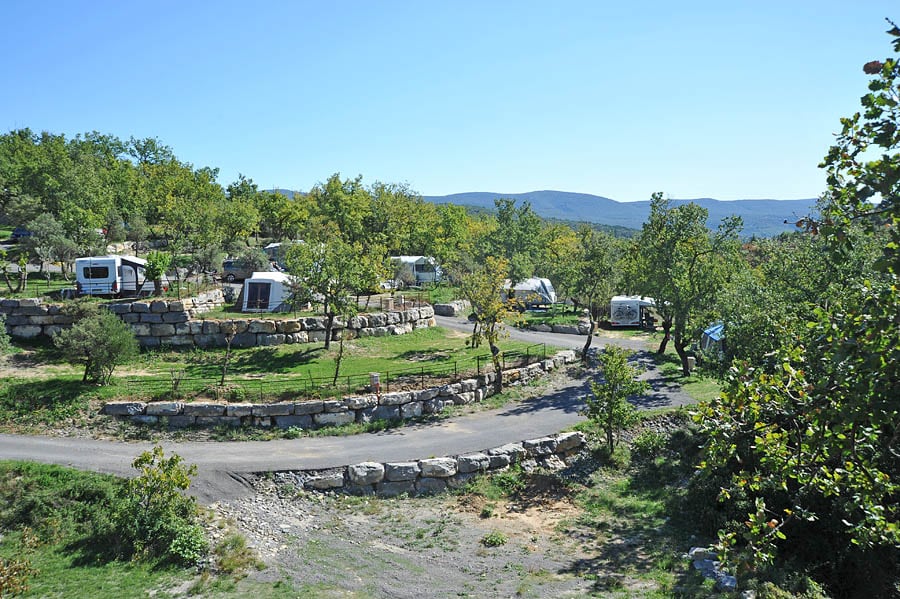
423,191 -> 818,238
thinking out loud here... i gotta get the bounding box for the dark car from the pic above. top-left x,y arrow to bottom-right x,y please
11,226 -> 33,241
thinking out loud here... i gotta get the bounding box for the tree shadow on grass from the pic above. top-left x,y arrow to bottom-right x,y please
230,346 -> 325,373
0,378 -> 91,417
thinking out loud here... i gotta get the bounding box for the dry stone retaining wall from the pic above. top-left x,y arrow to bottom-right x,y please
278,430 -> 586,497
102,349 -> 578,429
1,293 -> 436,349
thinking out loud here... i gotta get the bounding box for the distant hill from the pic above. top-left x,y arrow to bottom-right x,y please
424,191 -> 818,238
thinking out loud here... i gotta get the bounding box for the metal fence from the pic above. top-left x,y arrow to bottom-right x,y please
125,343 -> 546,402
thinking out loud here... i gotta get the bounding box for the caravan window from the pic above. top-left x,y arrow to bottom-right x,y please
82,266 -> 110,279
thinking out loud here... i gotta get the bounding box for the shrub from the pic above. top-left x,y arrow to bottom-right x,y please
114,445 -> 208,565
630,430 -> 666,461
53,306 -> 138,385
481,530 -> 508,547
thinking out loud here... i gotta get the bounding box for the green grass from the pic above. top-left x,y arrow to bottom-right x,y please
0,460 -> 300,598
651,351 -> 722,403
427,284 -> 461,304
512,304 -> 582,328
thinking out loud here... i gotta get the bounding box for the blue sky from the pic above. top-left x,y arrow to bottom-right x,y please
1,1 -> 895,201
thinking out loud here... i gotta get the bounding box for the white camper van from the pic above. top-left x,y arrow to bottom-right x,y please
75,255 -> 168,297
609,295 -> 655,327
503,277 -> 558,309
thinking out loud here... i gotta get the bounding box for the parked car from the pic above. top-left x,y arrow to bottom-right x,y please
221,258 -> 258,283
11,226 -> 33,241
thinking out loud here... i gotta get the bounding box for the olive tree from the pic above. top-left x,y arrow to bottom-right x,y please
53,304 -> 139,384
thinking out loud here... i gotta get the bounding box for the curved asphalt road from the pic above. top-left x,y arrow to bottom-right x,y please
0,317 -> 692,503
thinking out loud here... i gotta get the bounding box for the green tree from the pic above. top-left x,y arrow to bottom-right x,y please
284,238 -> 364,352
459,256 -> 517,392
114,445 -> 208,565
486,199 -> 543,285
53,305 -> 139,384
0,315 -> 10,363
631,194 -> 742,375
695,24 -> 900,593
586,346 -> 648,454
144,250 -> 172,297
565,226 -> 622,362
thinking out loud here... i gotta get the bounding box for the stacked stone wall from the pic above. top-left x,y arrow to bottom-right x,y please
280,430 -> 586,497
1,293 -> 436,349
102,349 -> 578,429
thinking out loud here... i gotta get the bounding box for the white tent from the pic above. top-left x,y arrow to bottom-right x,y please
241,271 -> 295,312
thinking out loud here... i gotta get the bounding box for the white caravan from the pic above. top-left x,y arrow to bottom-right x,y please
241,271 -> 296,313
75,255 -> 169,297
503,277 -> 558,309
609,295 -> 655,327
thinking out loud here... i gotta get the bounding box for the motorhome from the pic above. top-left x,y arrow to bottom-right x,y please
389,256 -> 442,286
75,255 -> 169,297
609,295 -> 655,327
503,277 -> 558,309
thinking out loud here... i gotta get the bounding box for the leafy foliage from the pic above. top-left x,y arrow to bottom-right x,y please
53,305 -> 139,384
585,346 -> 648,454
114,446 -> 208,565
694,23 -> 900,595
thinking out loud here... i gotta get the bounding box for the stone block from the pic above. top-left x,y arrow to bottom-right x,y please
10,325 -> 41,339
108,303 -> 132,314
162,311 -> 189,323
259,333 -> 285,346
132,302 -> 150,313
166,415 -> 196,428
252,403 -> 293,416
304,317 -> 324,330
145,402 -> 183,416
488,443 -> 526,463
130,415 -> 158,425
167,335 -> 194,346
273,414 -> 313,429
447,472 -> 476,489
418,457 -> 457,478
231,332 -> 257,348
121,313 -> 141,324
314,411 -> 354,427
359,405 -> 400,422
523,437 -> 557,456
226,404 -> 254,417
248,320 -> 276,334
202,321 -> 220,335
307,330 -> 327,342
344,395 -> 377,410
103,401 -> 147,416
416,478 -> 448,495
150,300 -> 168,313
322,400 -> 344,413
348,462 -> 385,485
457,453 -> 490,473
488,453 -> 511,469
401,401 -> 423,419
197,416 -> 240,427
286,332 -> 308,344
384,462 -> 420,481
376,480 -> 415,497
305,470 -> 345,490
52,315 -> 74,324
555,431 -> 586,453
182,403 -> 226,417
416,387 -> 439,401
140,313 -> 164,323
378,391 -> 411,406
149,323 -> 176,337
195,334 -> 226,348
294,401 -> 324,415
279,320 -> 302,333
43,325 -> 64,337
168,301 -> 185,311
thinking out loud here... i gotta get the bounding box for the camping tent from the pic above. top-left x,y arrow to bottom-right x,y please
241,272 -> 296,313
700,322 -> 725,356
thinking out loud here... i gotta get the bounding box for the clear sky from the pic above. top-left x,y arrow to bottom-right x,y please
1,1 -> 896,202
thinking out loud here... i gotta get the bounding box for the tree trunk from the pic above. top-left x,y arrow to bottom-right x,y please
673,326 -> 691,376
490,343 -> 503,393
332,333 -> 345,386
324,312 -> 334,350
656,316 -> 672,354
581,319 -> 596,364
220,335 -> 235,386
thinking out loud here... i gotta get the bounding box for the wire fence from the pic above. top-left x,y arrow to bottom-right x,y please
124,343 -> 547,403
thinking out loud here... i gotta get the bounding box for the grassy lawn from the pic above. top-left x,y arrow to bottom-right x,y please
0,461 -> 301,599
0,327 -> 558,428
642,333 -> 722,403
512,303 -> 582,328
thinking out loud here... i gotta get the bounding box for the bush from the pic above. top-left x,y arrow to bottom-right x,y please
630,430 -> 666,461
114,445 -> 208,565
53,305 -> 138,385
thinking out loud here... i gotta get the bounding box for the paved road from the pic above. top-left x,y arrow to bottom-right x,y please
0,318 -> 692,503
